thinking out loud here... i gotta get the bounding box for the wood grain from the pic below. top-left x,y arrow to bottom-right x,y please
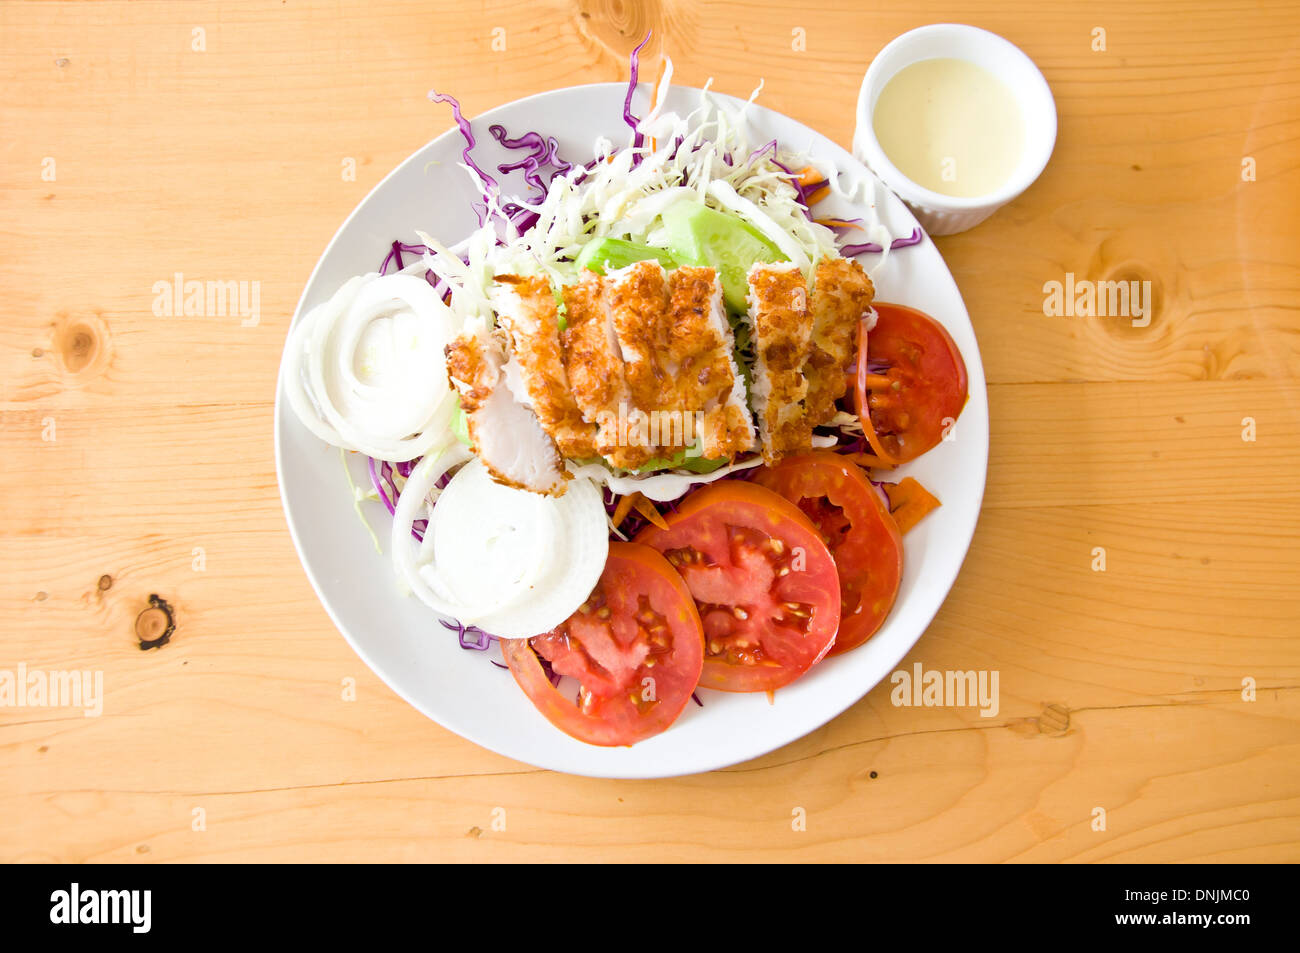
2,0 -> 1298,862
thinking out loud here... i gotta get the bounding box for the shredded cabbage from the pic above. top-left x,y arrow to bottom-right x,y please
417,65 -> 896,310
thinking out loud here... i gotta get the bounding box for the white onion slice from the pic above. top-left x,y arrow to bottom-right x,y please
392,455 -> 608,639
426,461 -> 556,616
285,271 -> 457,462
391,442 -> 477,618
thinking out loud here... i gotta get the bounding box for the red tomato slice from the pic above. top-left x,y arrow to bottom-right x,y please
855,302 -> 969,465
635,482 -> 841,692
753,452 -> 903,654
501,542 -> 704,747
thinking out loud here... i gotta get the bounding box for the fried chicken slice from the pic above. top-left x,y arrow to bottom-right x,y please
745,262 -> 813,464
491,274 -> 598,460
665,266 -> 755,459
444,318 -> 567,495
805,257 -> 875,426
559,271 -> 649,468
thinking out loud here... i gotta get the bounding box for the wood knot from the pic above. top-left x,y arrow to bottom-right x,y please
1077,225 -> 1176,347
1038,703 -> 1070,736
1006,704 -> 1073,738
52,313 -> 111,381
136,594 -> 176,650
97,574 -> 113,591
576,0 -> 662,60
1099,264 -> 1162,338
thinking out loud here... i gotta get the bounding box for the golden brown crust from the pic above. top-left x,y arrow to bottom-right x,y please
805,257 -> 874,426
748,263 -> 813,463
560,272 -> 653,468
667,266 -> 733,406
444,333 -> 494,413
608,260 -> 673,417
667,267 -> 753,459
556,263 -> 757,470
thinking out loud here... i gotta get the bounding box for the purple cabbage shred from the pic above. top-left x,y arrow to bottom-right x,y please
366,454 -> 428,541
427,91 -> 498,192
840,226 -> 925,256
488,124 -> 573,199
440,618 -> 499,651
622,32 -> 652,159
379,240 -> 442,290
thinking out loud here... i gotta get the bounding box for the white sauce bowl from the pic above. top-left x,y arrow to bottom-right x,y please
853,23 -> 1057,236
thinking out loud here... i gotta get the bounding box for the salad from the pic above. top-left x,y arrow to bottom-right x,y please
283,36 -> 969,747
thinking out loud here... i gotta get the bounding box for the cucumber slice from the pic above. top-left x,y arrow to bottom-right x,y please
575,237 -> 679,275
634,448 -> 729,475
660,201 -> 788,312
450,397 -> 472,447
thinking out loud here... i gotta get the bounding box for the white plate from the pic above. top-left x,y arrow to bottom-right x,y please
275,82 -> 989,778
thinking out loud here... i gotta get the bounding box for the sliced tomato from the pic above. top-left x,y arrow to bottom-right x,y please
634,482 -> 840,692
501,542 -> 703,747
855,302 -> 968,465
753,452 -> 903,654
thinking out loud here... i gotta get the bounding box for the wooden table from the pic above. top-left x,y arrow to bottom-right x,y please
3,0 -> 1297,863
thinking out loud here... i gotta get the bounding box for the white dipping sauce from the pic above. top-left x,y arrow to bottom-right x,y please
872,57 -> 1024,198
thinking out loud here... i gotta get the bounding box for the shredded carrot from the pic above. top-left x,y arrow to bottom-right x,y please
648,56 -> 669,151
883,477 -> 941,534
857,373 -> 895,390
652,58 -> 668,102
846,452 -> 897,470
794,166 -> 831,203
814,218 -> 860,229
610,491 -> 669,532
611,493 -> 639,529
631,493 -> 670,531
